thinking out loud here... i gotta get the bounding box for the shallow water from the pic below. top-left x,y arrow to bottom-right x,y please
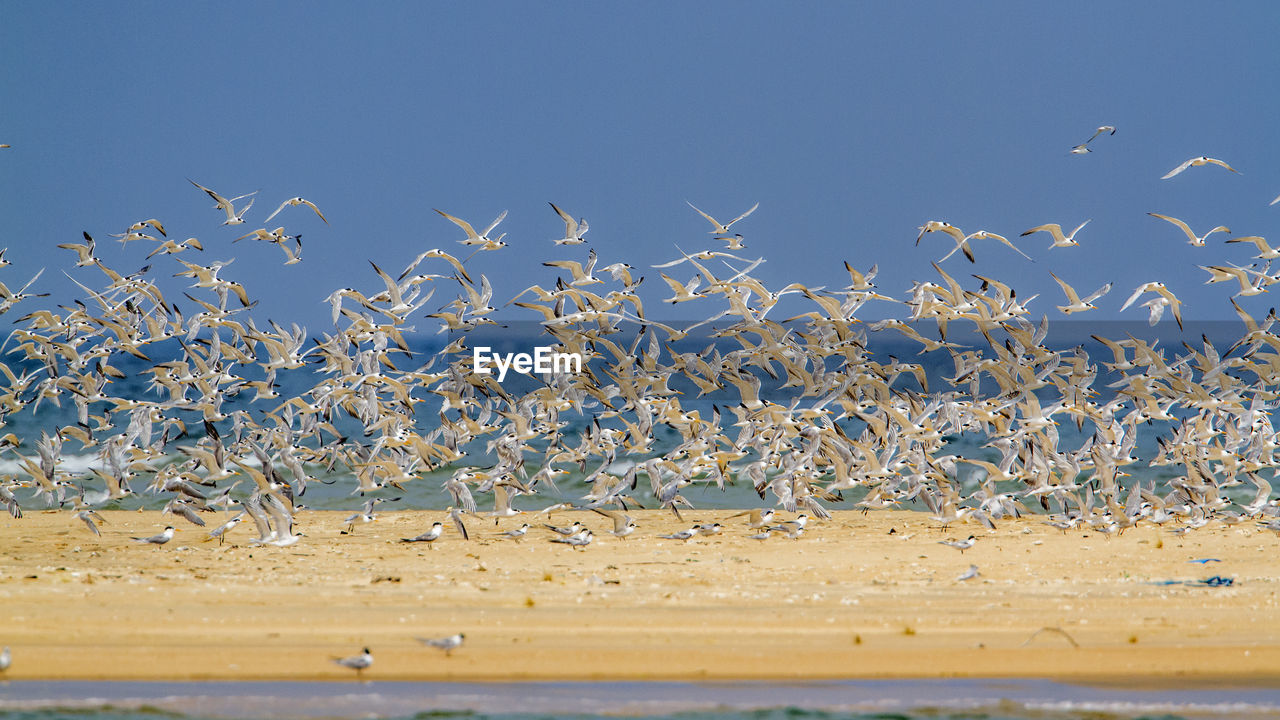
3,680 -> 1280,720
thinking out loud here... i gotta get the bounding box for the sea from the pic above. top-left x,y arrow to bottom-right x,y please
3,679 -> 1280,720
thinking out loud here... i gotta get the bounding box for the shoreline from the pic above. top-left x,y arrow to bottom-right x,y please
2,509 -> 1278,682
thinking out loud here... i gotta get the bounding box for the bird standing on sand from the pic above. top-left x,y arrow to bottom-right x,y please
332,647 -> 372,678
132,526 -> 176,546
417,633 -> 465,656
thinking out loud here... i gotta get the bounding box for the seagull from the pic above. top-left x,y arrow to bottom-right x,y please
1022,220 -> 1091,248
1147,213 -> 1229,247
1051,272 -> 1111,314
938,535 -> 976,553
1162,156 -> 1240,179
401,522 -> 444,546
549,202 -> 588,244
264,197 -> 328,225
132,526 -> 176,546
417,633 -> 465,656
332,647 -> 373,678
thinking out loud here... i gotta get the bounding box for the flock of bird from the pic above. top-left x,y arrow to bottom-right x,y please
2,127 -> 1280,556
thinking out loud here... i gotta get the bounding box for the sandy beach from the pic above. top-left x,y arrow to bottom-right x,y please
1,509 -> 1278,683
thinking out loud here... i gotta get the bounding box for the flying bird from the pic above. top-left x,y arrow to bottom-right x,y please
1161,156 -> 1240,179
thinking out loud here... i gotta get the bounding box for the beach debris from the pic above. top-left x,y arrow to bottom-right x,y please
1021,627 -> 1079,649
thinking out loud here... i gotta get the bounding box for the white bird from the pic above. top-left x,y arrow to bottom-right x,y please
401,522 -> 444,546
417,633 -> 465,656
498,523 -> 530,540
688,201 -> 759,248
1147,213 -> 1229,247
1022,220 -> 1091,248
956,564 -> 981,581
132,526 -> 176,546
0,646 -> 9,672
1051,272 -> 1111,314
593,508 -> 637,539
1162,156 -> 1240,179
1120,282 -> 1183,329
435,208 -> 508,250
1071,125 -> 1115,154
188,179 -> 257,225
549,202 -> 589,244
264,197 -> 328,225
550,528 -> 593,549
332,647 -> 373,678
938,535 -> 976,553
659,527 -> 700,541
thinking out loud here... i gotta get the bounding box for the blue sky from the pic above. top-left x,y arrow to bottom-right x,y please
3,2 -> 1279,332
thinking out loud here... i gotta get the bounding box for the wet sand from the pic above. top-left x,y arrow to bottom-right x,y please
1,509 -> 1278,682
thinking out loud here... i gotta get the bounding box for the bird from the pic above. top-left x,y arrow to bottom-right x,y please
188,179 -> 257,225
401,522 -> 444,546
435,208 -> 508,250
132,526 -> 176,546
417,633 -> 465,656
1050,272 -> 1112,314
549,202 -> 589,244
1021,220 -> 1091,248
1147,213 -> 1229,247
75,509 -> 106,536
688,201 -> 759,248
498,523 -> 530,540
332,647 -> 373,678
1071,125 -> 1115,154
0,646 -> 9,672
659,527 -> 700,541
264,197 -> 328,225
207,512 -> 244,545
550,528 -> 593,549
1120,282 -> 1183,329
938,535 -> 976,553
956,564 -> 981,581
1162,156 -> 1240,179
592,508 -> 637,539
727,508 -> 775,528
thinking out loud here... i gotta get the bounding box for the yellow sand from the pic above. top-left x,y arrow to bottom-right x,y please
1,509 -> 1278,682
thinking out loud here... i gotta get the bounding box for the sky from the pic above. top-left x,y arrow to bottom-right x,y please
2,2 -> 1279,335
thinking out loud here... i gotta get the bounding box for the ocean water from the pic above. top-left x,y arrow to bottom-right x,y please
2,679 -> 1279,720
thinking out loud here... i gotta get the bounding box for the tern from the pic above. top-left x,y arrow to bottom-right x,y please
1147,213 -> 1229,247
592,508 -> 637,539
1050,272 -> 1111,314
498,523 -> 530,540
1022,220 -> 1091,248
659,527 -> 700,541
688,200 -> 758,247
188,179 -> 257,225
550,529 -> 593,549
435,208 -> 508,250
727,508 -> 775,528
938,535 -> 976,553
1120,282 -> 1183,329
264,197 -> 328,225
549,202 -> 589,244
0,646 -> 9,672
332,647 -> 372,678
956,564 -> 981,581
417,633 -> 465,656
401,522 -> 444,546
132,526 -> 176,546
1162,156 -> 1240,179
